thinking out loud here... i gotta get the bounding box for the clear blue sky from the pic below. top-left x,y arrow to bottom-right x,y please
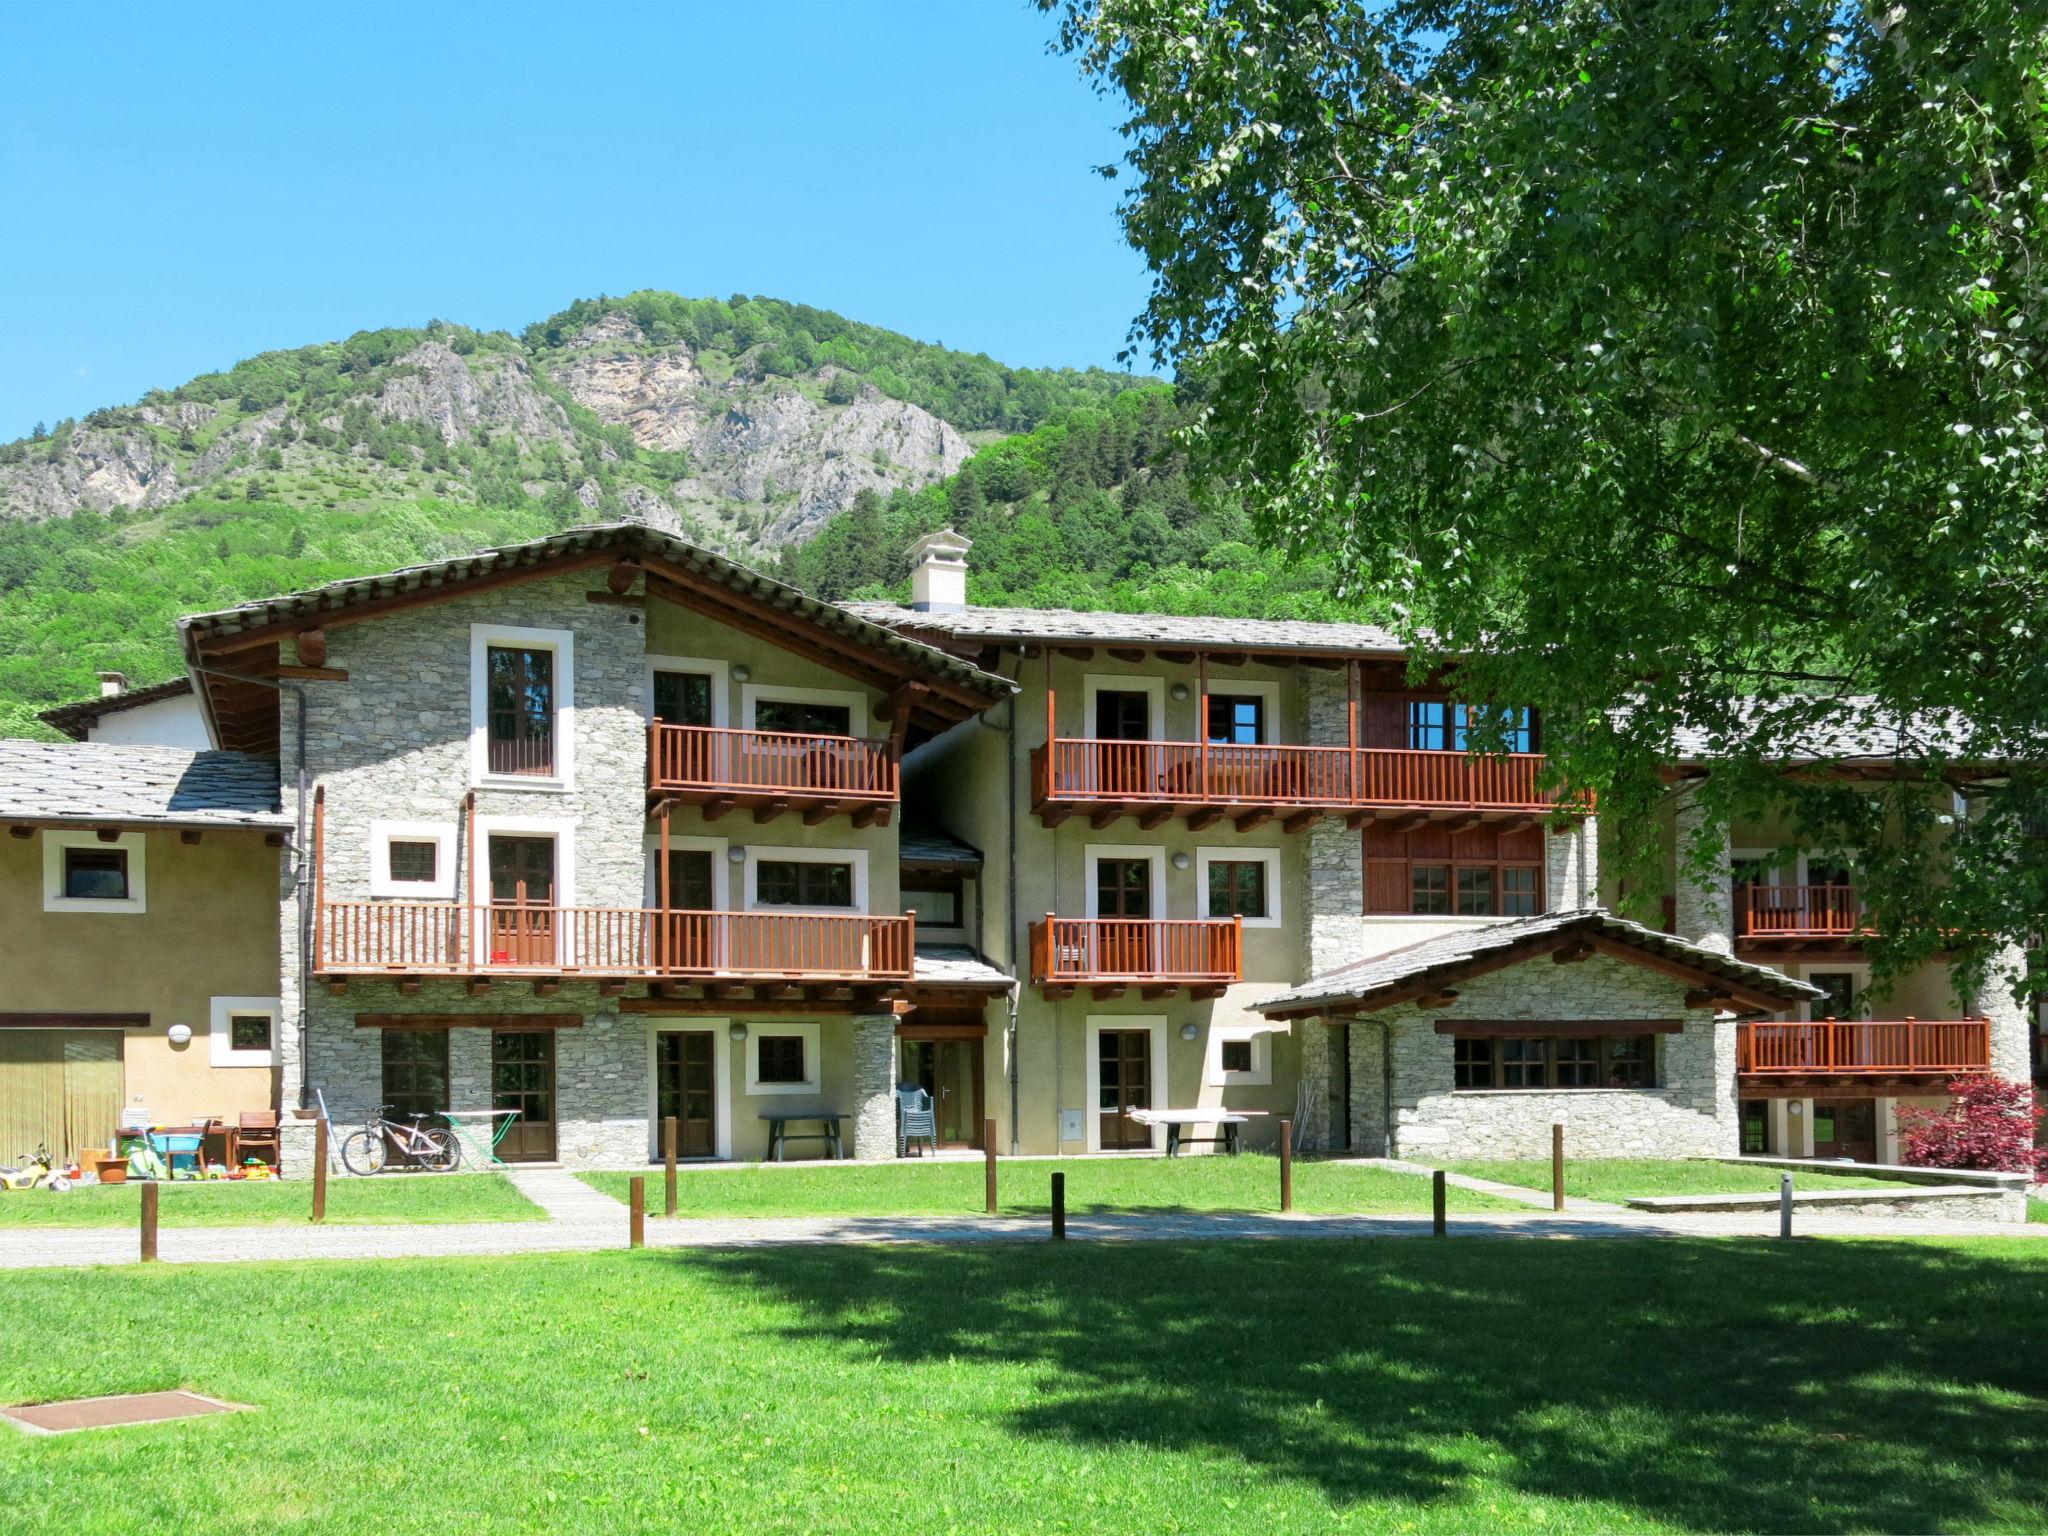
0,1 -> 1152,440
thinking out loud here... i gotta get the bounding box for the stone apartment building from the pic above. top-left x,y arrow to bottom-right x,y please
4,519 -> 2033,1171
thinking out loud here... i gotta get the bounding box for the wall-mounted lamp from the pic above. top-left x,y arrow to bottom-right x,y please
1169,682 -> 1191,702
1171,852 -> 1192,871
728,1022 -> 748,1043
726,846 -> 747,865
731,664 -> 752,683
1787,1102 -> 1803,1116
167,1023 -> 192,1047
1179,1022 -> 1200,1042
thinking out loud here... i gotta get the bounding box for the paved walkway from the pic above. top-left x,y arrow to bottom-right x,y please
504,1167 -> 627,1221
4,1203 -> 2043,1270
1373,1157 -> 1628,1213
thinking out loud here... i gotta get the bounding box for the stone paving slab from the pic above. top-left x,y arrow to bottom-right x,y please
3,1205 -> 2044,1271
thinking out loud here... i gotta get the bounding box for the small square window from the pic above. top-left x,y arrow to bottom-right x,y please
1455,867 -> 1495,916
1411,865 -> 1451,915
64,847 -> 129,901
1502,867 -> 1540,917
386,840 -> 439,885
757,1035 -> 806,1085
1220,1039 -> 1253,1073
1605,1036 -> 1656,1089
229,1014 -> 272,1053
1554,1037 -> 1598,1087
1453,1037 -> 1494,1090
1500,1038 -> 1548,1089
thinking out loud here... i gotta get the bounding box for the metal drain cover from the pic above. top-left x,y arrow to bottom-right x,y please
1,1390 -> 250,1434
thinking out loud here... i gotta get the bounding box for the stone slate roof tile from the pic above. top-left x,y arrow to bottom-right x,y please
913,944 -> 1013,990
846,602 -> 1408,657
1255,908 -> 1821,1015
0,740 -> 286,828
37,677 -> 197,740
898,823 -> 983,867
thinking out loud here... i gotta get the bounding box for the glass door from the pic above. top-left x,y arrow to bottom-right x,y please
492,1031 -> 556,1162
488,835 -> 556,966
654,1030 -> 717,1157
900,1038 -> 984,1147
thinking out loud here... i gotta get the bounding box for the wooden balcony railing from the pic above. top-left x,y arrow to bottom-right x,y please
1737,884 -> 1872,940
649,723 -> 898,802
1036,738 -> 1580,813
1029,916 -> 1242,986
316,903 -> 914,980
1737,1018 -> 1990,1076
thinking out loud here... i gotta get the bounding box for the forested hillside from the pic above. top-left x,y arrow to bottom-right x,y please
778,388 -> 1388,622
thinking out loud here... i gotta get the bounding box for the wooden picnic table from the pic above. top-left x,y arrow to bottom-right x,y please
760,1111 -> 848,1161
1126,1108 -> 1253,1157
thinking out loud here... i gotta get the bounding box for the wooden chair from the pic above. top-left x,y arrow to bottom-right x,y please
236,1111 -> 281,1172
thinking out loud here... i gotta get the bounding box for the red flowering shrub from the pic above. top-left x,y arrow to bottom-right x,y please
1895,1076 -> 2048,1176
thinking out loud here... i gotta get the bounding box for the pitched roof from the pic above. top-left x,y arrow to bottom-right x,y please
846,602 -> 1408,658
912,944 -> 1012,990
177,522 -> 1015,753
1255,909 -> 1821,1018
1666,696 -> 1980,765
898,823 -> 983,868
37,678 -> 197,741
0,741 -> 286,829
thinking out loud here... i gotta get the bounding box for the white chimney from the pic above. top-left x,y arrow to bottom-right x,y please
97,671 -> 128,698
908,530 -> 971,613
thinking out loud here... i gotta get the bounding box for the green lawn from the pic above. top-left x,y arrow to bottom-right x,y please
1439,1158 -> 1910,1203
579,1154 -> 1523,1217
4,1240 -> 2047,1532
0,1173 -> 543,1229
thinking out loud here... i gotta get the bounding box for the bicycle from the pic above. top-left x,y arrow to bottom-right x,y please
339,1109 -> 463,1175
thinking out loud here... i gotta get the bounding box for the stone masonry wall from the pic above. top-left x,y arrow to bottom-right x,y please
1303,668 -> 1368,975
1347,952 -> 1736,1160
1977,939 -> 2034,1082
1672,785 -> 1734,953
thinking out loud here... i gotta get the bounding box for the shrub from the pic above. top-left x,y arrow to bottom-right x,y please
1896,1076 -> 2048,1176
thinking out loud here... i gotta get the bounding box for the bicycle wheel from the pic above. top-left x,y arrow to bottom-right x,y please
418,1128 -> 462,1173
339,1129 -> 386,1175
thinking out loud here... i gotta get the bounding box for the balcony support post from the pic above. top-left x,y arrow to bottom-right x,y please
1199,653 -> 1210,801
1347,661 -> 1360,805
849,1012 -> 898,1161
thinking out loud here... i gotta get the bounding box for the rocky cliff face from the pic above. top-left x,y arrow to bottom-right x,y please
0,308 -> 983,553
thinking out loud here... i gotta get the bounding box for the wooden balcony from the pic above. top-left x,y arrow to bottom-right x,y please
1032,738 -> 1585,832
1029,915 -> 1242,999
1737,1018 -> 1990,1089
648,723 -> 898,826
1735,884 -> 1873,951
315,902 -> 915,988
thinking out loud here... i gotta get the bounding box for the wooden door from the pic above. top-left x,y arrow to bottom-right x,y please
902,1039 -> 984,1148
657,849 -> 719,972
1097,1029 -> 1153,1150
1095,857 -> 1154,974
1093,688 -> 1153,795
493,1031 -> 556,1161
654,1030 -> 717,1157
1812,1098 -> 1877,1163
488,836 -> 556,966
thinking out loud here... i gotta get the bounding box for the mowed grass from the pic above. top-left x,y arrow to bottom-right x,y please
4,1240 -> 2048,1533
579,1153 -> 1524,1217
0,1173 -> 543,1229
1439,1157 -> 1909,1203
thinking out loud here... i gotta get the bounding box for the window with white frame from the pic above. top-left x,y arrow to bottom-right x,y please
742,684 -> 865,738
1206,1024 -> 1276,1087
745,1019 -> 822,1094
369,821 -> 458,899
42,830 -> 147,914
1195,847 -> 1282,927
210,995 -> 281,1068
744,846 -> 868,913
470,624 -> 574,789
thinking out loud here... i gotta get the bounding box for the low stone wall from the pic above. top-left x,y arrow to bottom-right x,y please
1629,1186 -> 2027,1223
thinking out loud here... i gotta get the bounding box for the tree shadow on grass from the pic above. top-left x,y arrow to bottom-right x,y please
661,1237 -> 2048,1532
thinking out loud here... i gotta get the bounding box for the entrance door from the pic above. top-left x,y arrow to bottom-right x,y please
1093,688 -> 1153,796
654,1030 -> 717,1157
901,1038 -> 985,1147
488,836 -> 556,966
1097,1029 -> 1154,1150
1326,1022 -> 1351,1152
1094,857 -> 1154,975
1812,1098 -> 1877,1163
493,1031 -> 556,1161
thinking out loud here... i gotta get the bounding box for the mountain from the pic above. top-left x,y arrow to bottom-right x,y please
0,292 -> 1144,737
1,292 -> 1138,552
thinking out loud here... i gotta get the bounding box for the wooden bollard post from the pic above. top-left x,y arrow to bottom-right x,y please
1432,1169 -> 1447,1237
1279,1117 -> 1294,1212
1051,1171 -> 1066,1241
1779,1172 -> 1794,1239
983,1118 -> 998,1216
629,1175 -> 646,1249
311,1116 -> 328,1224
1551,1122 -> 1565,1212
140,1180 -> 159,1263
663,1116 -> 678,1218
